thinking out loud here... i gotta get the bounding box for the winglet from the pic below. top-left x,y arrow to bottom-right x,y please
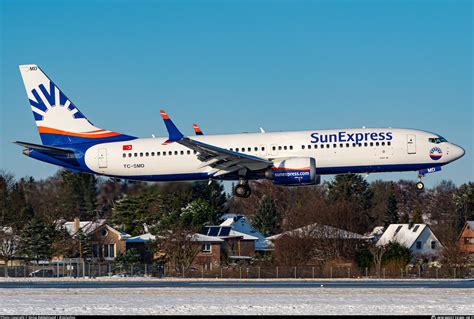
193,124 -> 204,135
160,110 -> 184,144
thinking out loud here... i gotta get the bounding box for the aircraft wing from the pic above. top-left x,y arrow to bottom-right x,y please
160,110 -> 272,177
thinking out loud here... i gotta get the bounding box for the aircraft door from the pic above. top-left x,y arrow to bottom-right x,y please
98,148 -> 108,168
407,135 -> 416,154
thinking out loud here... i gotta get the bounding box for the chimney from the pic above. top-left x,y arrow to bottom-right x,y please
408,221 -> 414,229
73,217 -> 80,233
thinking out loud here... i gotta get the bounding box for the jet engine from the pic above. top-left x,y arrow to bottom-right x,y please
265,157 -> 320,186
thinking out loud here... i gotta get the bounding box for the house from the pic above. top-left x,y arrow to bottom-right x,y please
203,225 -> 258,264
219,214 -> 273,253
190,233 -> 224,270
376,223 -> 442,260
266,223 -> 367,266
364,226 -> 385,243
58,218 -> 131,262
458,221 -> 474,254
126,232 -> 223,270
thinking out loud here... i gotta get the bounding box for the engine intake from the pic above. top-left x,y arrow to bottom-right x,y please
266,157 -> 319,186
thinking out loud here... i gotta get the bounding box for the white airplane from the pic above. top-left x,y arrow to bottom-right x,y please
15,65 -> 465,198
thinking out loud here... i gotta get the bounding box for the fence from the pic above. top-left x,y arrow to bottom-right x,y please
0,263 -> 471,279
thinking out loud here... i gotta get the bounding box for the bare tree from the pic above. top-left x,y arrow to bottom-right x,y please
0,228 -> 19,276
369,244 -> 387,278
159,226 -> 202,274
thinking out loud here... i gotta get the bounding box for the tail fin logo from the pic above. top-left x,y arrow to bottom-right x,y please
29,81 -> 85,122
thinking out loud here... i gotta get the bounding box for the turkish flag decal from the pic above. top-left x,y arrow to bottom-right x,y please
123,145 -> 132,151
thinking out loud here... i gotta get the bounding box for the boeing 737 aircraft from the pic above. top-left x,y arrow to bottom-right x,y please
15,65 -> 465,198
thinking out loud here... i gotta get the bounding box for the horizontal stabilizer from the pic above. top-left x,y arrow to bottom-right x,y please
13,141 -> 74,157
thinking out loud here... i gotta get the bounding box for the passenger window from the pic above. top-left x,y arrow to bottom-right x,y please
364,143 -> 367,147
174,151 -> 178,155
346,143 -> 349,148
283,146 -> 287,150
145,152 -> 149,157
169,151 -> 172,155
157,152 -> 161,156
180,150 -> 184,155
140,152 -> 143,157
340,143 -> 343,148
163,152 -> 166,156
122,153 -> 126,158
333,144 -> 337,148
302,145 -> 305,149
315,145 -> 318,149
376,142 -> 379,146
128,153 -> 132,157
352,143 -> 356,147
151,152 -> 155,156
248,147 -> 251,152
388,142 -> 391,146
187,150 -> 191,155
290,145 -> 293,150
194,150 -> 197,154
321,144 -> 324,149
230,148 -> 233,151
358,144 -> 362,147
261,147 -> 265,151
381,142 -> 385,146
236,148 -> 239,152
278,146 -> 282,150
254,147 -> 258,151
134,153 -> 138,157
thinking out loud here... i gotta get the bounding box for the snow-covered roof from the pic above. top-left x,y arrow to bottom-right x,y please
61,219 -> 130,240
466,221 -> 474,229
219,214 -> 273,251
127,233 -> 163,243
267,223 -> 366,241
376,224 -> 428,248
229,229 -> 259,241
191,233 -> 224,243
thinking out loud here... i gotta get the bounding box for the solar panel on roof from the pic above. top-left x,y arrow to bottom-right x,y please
208,227 -> 219,236
219,227 -> 231,236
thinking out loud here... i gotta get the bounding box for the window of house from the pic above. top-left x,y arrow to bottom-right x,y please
395,225 -> 402,234
101,228 -> 108,237
103,244 -> 115,258
431,241 -> 436,249
413,225 -> 420,232
92,244 -> 99,258
202,243 -> 211,253
416,241 -> 422,249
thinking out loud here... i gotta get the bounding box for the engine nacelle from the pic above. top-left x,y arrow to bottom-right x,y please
266,157 -> 320,186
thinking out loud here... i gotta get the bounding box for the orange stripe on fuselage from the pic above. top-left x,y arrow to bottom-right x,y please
37,126 -> 121,138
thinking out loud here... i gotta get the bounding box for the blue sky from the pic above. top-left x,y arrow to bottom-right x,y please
1,0 -> 472,187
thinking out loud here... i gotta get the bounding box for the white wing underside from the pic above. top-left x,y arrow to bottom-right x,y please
178,137 -> 272,177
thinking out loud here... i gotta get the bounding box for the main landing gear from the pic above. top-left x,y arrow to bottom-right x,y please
234,179 -> 251,198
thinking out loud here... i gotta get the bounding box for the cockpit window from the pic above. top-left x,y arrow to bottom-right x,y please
428,136 -> 448,144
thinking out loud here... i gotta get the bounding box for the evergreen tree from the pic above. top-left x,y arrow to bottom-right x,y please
190,181 -> 227,222
412,205 -> 424,223
252,195 -> 281,236
61,170 -> 98,220
20,218 -> 57,261
76,229 -> 92,260
384,188 -> 399,227
180,198 -> 215,231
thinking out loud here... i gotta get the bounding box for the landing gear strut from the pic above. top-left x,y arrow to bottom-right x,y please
416,174 -> 425,191
234,180 -> 251,198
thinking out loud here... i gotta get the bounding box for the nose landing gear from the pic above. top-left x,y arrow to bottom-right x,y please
416,174 -> 425,191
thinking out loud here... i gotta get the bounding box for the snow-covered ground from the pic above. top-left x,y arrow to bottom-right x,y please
0,287 -> 472,315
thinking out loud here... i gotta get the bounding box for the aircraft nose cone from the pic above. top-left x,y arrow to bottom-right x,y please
453,144 -> 465,159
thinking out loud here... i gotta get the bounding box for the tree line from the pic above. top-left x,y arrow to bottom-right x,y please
0,169 -> 473,268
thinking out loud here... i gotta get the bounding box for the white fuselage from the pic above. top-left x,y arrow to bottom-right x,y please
83,128 -> 464,182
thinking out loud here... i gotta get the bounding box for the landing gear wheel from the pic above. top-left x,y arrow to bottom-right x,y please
234,184 -> 251,198
416,181 -> 424,191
